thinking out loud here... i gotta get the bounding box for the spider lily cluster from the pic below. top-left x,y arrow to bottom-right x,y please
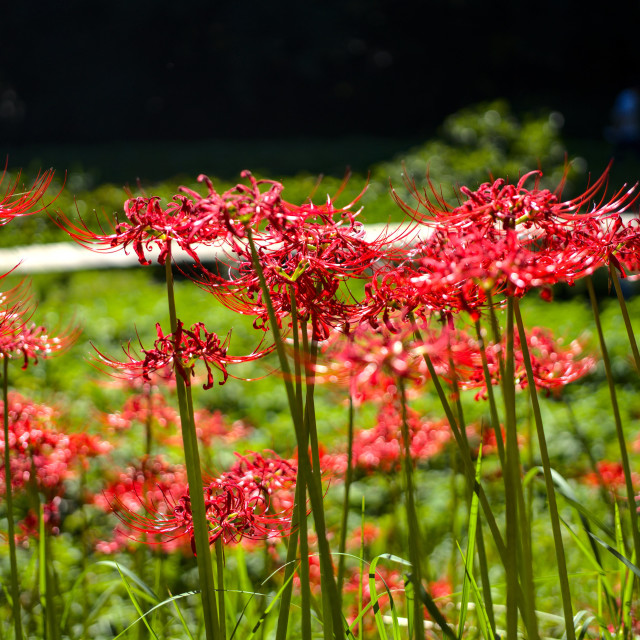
2,161 -> 640,639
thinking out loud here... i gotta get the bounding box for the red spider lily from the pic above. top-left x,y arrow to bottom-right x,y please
0,167 -> 57,223
220,450 -> 297,513
95,455 -> 191,553
51,171 -> 287,266
52,192 -> 224,267
195,174 -> 409,340
116,453 -> 297,552
0,282 -> 79,368
458,326 -> 596,398
389,167 -> 637,298
316,319 -> 471,405
3,321 -> 80,369
582,461 -> 640,499
96,455 -> 189,514
179,171 -> 286,240
95,320 -> 270,390
0,393 -> 109,536
394,166 -> 634,232
103,392 -> 180,434
321,402 -> 451,477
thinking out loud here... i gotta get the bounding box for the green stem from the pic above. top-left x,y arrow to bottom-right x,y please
302,321 -> 334,639
475,519 -> 497,635
337,384 -> 355,599
274,488 -> 301,640
144,384 -> 153,458
514,298 -> 575,640
290,298 -> 312,640
412,319 -> 507,564
473,319 -> 505,467
586,276 -> 640,582
502,296 -> 520,638
502,297 -> 539,640
609,263 -> 640,373
2,356 -> 23,640
215,538 -> 226,639
399,377 -> 425,640
164,253 -> 220,640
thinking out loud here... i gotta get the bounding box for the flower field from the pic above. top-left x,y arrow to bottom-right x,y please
2,132 -> 640,639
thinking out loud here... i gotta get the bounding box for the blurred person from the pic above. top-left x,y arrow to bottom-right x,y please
606,85 -> 640,157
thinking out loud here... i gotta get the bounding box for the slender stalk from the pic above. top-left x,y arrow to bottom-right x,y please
247,232 -> 345,639
144,383 -> 153,457
473,319 -> 505,467
214,539 -> 226,639
302,322 -> 334,640
609,263 -> 640,372
412,320 -> 530,631
586,276 -> 640,581
475,519 -> 497,635
2,357 -> 23,640
501,296 -> 520,638
502,297 -> 539,640
399,377 -> 425,640
290,299 -> 312,640
337,384 -> 355,598
448,348 -> 496,633
274,488 -> 301,640
164,252 -> 220,640
514,298 -> 575,640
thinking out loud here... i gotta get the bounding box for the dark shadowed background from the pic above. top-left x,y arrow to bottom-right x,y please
1,0 -> 639,181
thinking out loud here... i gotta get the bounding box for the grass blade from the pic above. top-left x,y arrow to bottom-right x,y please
114,563 -> 160,640
457,445 -> 482,638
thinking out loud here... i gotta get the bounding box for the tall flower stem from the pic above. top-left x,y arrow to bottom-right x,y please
513,298 -> 575,640
398,376 -> 425,640
502,296 -> 539,640
301,322 -> 337,636
586,276 -> 640,575
290,299 -> 312,640
214,538 -> 226,639
274,486 -> 303,640
473,318 -> 505,467
164,251 -> 221,640
336,384 -> 355,599
608,263 -> 640,373
2,357 -> 23,640
447,350 -> 495,631
502,296 -> 520,638
247,232 -> 345,640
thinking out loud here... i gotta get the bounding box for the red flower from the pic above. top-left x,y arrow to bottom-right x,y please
321,402 -> 451,477
194,173 -> 407,340
95,320 -> 269,390
52,171 -> 286,266
0,167 -> 56,223
457,326 -> 596,397
116,452 -> 297,553
389,167 -> 636,299
0,393 -> 109,537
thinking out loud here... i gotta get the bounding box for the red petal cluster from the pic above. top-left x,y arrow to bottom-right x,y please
321,402 -> 451,476
0,167 -> 56,224
96,321 -> 232,389
0,393 -> 109,536
115,451 -> 296,552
